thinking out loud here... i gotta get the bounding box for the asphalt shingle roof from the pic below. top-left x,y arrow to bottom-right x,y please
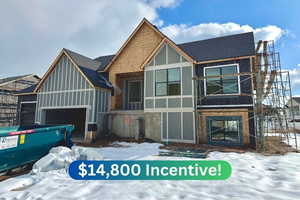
177,32 -> 255,62
64,49 -> 112,89
94,55 -> 115,71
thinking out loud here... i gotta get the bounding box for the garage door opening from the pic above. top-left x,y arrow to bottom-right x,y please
44,108 -> 86,140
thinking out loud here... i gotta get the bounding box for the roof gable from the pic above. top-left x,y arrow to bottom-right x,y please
64,48 -> 101,71
102,18 -> 165,72
35,49 -> 112,92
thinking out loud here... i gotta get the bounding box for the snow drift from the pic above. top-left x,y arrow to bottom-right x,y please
32,146 -> 104,173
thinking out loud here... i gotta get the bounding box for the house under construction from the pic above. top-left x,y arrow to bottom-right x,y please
15,19 -> 298,151
0,74 -> 40,127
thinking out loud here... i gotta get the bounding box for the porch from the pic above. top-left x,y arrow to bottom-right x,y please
114,72 -> 144,110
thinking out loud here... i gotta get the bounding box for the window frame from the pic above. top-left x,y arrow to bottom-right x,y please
127,80 -> 143,103
206,116 -> 243,145
155,68 -> 181,96
203,64 -> 240,96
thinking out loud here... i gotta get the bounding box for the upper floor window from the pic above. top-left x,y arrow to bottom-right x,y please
156,68 -> 181,96
204,65 -> 239,95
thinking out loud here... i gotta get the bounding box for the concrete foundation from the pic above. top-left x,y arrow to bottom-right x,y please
145,112 -> 161,142
107,110 -> 162,142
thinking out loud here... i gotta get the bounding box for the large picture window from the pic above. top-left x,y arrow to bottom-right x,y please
207,116 -> 242,145
155,68 -> 181,96
205,65 -> 239,95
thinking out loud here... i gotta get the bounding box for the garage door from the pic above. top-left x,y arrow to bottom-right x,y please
20,103 -> 36,126
44,108 -> 86,139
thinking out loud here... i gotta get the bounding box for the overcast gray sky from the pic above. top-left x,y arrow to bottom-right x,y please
0,0 -> 286,80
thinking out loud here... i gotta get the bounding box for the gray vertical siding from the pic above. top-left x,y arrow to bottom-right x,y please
35,55 -> 110,125
182,66 -> 192,95
144,43 -> 195,143
145,71 -> 154,97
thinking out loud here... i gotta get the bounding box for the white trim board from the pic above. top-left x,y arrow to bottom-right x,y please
40,105 -> 91,110
145,62 -> 192,71
144,95 -> 193,100
20,101 -> 37,104
198,104 -> 253,108
145,108 -> 194,112
38,88 -> 94,94
161,139 -> 195,143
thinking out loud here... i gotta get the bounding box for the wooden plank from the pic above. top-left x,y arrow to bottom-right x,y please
255,40 -> 263,53
195,55 -> 254,65
193,72 -> 253,80
262,41 -> 269,87
263,70 -> 277,98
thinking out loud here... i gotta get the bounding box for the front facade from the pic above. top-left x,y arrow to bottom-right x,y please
18,18 -> 257,146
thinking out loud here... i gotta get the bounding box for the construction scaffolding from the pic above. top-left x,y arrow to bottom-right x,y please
255,40 -> 298,151
0,75 -> 39,127
195,40 -> 298,152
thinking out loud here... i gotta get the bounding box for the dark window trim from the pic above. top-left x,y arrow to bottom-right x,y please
155,68 -> 181,96
206,116 -> 243,146
204,64 -> 240,96
127,80 -> 143,103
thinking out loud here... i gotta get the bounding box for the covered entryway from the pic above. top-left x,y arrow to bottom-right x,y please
44,108 -> 86,140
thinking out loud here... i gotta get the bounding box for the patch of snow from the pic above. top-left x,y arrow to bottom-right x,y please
32,146 -> 104,174
0,142 -> 299,200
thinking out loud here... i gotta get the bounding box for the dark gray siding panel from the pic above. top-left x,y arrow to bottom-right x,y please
168,112 -> 181,140
182,98 -> 193,107
145,71 -> 154,97
182,66 -> 192,95
183,112 -> 194,140
155,99 -> 166,108
145,99 -> 154,108
168,98 -> 181,108
162,112 -> 167,139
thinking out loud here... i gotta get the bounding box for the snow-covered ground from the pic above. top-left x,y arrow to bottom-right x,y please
0,142 -> 300,200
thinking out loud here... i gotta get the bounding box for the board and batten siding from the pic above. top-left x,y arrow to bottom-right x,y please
35,55 -> 110,125
144,43 -> 196,143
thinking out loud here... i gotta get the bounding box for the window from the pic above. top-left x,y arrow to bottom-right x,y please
155,68 -> 181,96
207,116 -> 242,144
205,65 -> 239,95
128,81 -> 142,102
